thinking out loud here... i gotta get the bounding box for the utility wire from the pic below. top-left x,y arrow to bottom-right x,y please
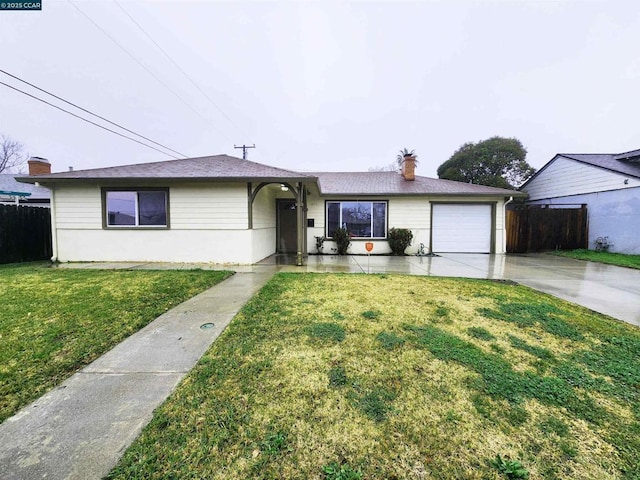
67,0 -> 225,136
0,82 -> 182,160
0,69 -> 187,158
113,0 -> 246,137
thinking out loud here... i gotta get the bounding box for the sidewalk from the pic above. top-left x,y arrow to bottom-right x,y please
0,270 -> 276,480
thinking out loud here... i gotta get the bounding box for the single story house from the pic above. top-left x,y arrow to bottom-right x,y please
0,157 -> 52,206
17,154 -> 524,265
520,149 -> 640,254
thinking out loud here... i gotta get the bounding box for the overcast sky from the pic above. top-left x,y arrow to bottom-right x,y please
1,0 -> 639,178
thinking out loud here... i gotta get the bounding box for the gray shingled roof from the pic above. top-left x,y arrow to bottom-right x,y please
311,172 -> 522,196
15,153 -> 522,197
0,174 -> 50,200
16,155 -> 315,184
559,153 -> 640,179
614,148 -> 640,161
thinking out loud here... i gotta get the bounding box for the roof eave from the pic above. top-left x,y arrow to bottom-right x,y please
319,191 -> 526,197
16,175 -> 318,185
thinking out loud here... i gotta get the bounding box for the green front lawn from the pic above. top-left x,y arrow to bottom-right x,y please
109,273 -> 640,479
0,264 -> 232,423
551,249 -> 640,270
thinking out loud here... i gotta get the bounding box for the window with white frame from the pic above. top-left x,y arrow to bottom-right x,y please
104,189 -> 168,227
326,201 -> 387,238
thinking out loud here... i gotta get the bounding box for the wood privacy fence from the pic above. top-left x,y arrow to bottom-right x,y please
506,204 -> 588,253
0,204 -> 52,264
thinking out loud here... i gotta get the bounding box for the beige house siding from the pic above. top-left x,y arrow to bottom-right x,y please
251,185 -> 278,260
253,185 -> 277,229
524,157 -> 640,201
306,195 -> 508,255
54,185 -> 102,229
53,182 -> 274,264
56,229 -> 255,263
171,183 -> 247,229
305,186 -> 326,253
50,180 -> 510,263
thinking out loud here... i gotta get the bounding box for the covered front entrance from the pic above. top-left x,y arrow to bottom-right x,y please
277,199 -> 298,253
248,180 -> 309,265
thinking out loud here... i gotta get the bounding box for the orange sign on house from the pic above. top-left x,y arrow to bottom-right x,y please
365,242 -> 374,252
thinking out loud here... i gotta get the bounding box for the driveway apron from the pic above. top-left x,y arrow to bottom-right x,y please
498,254 -> 640,326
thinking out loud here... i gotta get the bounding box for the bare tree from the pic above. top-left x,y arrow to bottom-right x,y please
0,135 -> 27,173
368,163 -> 398,172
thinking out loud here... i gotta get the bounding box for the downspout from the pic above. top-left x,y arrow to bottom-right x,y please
503,196 -> 513,254
49,185 -> 59,262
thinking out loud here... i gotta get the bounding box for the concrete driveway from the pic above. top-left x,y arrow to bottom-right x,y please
270,253 -> 640,326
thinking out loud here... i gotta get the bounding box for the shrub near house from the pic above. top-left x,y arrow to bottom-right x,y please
387,228 -> 413,255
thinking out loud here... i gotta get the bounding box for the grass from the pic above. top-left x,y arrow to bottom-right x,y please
551,249 -> 640,270
0,263 -> 231,423
108,273 -> 640,479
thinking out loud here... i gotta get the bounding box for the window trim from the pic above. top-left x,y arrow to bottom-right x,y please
101,187 -> 170,229
324,200 -> 388,240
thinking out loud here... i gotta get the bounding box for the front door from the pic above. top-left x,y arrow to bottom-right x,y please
277,199 -> 297,253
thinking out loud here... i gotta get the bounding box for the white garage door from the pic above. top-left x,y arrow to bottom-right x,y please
432,204 -> 492,253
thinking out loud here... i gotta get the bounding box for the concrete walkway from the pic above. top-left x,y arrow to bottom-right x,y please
0,270 -> 276,480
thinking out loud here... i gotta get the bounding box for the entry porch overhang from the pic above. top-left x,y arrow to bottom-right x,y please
248,180 -> 310,266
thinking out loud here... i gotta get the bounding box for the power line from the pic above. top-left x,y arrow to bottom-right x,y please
113,0 -> 246,137
0,81 -> 182,160
67,0 -> 223,134
0,69 -> 187,158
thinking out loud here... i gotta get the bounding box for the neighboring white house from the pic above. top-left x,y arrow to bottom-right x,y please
520,149 -> 640,254
16,154 -> 523,265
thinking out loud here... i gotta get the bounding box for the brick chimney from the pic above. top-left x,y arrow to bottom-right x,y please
28,157 -> 51,175
401,155 -> 416,181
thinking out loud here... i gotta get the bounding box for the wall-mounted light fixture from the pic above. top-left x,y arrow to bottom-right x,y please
280,184 -> 289,191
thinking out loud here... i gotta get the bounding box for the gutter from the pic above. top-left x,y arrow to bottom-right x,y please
15,175 -> 319,185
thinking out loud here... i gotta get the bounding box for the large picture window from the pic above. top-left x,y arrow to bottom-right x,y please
326,201 -> 387,238
104,189 -> 168,227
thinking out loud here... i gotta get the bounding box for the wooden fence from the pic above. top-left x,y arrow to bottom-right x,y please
506,204 -> 588,253
0,204 -> 52,264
